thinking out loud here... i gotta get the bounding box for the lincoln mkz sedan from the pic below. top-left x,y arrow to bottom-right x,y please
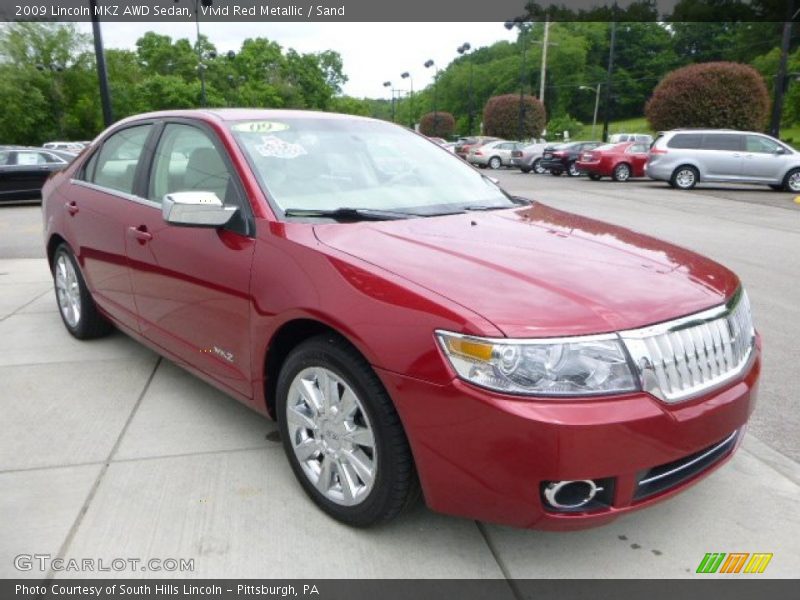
42,110 -> 760,529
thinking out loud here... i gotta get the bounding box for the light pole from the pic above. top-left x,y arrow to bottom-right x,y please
424,59 -> 439,135
383,81 -> 396,122
174,0 -> 214,106
579,84 -> 602,139
457,42 -> 474,136
401,71 -> 414,129
89,0 -> 113,128
602,10 -> 618,143
504,20 -> 528,141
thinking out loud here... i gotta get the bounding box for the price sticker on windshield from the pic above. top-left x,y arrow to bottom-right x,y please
231,121 -> 289,134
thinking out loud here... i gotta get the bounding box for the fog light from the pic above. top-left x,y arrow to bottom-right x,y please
543,480 -> 603,510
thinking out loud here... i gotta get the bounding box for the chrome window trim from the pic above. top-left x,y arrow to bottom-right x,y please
70,179 -> 161,210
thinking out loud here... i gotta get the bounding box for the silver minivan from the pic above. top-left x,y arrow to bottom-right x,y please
646,129 -> 800,192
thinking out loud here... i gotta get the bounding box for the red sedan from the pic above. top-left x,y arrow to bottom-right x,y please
42,110 -> 759,529
577,141 -> 651,181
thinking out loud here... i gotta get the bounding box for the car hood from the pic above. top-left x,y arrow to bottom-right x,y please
313,204 -> 739,338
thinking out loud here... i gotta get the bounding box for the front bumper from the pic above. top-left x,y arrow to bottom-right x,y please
378,349 -> 760,529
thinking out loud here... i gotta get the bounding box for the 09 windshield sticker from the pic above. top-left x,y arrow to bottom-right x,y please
231,121 -> 289,133
254,135 -> 307,159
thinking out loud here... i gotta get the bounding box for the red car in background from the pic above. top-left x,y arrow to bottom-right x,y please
577,141 -> 651,181
454,136 -> 498,160
42,110 -> 759,530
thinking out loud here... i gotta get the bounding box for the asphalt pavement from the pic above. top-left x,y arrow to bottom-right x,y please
1,176 -> 798,579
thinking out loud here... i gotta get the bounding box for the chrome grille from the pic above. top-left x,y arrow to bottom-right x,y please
620,289 -> 755,403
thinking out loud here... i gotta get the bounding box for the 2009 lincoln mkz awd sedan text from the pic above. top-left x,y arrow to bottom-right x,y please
42,110 -> 760,529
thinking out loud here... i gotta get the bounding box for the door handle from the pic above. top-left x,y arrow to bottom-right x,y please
65,201 -> 79,215
128,225 -> 152,243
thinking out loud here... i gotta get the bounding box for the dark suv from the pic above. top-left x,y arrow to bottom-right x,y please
540,141 -> 602,177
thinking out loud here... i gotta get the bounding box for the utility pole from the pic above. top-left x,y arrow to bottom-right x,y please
769,2 -> 797,138
89,0 -> 113,127
539,18 -> 550,104
601,17 -> 617,143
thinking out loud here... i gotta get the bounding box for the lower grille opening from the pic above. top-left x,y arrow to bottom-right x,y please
634,430 -> 738,501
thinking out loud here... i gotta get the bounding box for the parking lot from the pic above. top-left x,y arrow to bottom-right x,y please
1,174 -> 799,580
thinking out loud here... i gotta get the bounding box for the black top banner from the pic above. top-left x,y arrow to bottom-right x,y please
1,0 -> 799,22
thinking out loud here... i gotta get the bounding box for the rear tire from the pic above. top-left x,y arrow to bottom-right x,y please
52,244 -> 113,340
532,158 -> 546,174
612,163 -> 632,182
670,165 -> 699,190
783,168 -> 800,193
488,156 -> 502,170
520,165 -> 532,174
276,334 -> 420,527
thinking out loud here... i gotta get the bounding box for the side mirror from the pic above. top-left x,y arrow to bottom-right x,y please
162,191 -> 237,227
775,147 -> 786,155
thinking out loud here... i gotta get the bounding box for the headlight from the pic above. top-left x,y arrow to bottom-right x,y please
436,330 -> 638,397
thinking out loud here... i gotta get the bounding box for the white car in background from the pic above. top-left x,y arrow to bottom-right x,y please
467,140 -> 523,169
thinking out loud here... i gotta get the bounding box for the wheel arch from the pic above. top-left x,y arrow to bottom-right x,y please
46,233 -> 68,269
262,317 -> 371,419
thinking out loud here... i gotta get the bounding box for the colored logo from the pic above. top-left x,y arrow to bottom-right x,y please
696,552 -> 773,574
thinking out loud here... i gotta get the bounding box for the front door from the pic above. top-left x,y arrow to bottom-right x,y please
125,121 -> 256,398
741,135 -> 790,182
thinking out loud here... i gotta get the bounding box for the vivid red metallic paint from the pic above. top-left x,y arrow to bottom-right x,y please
577,141 -> 650,179
42,110 -> 759,529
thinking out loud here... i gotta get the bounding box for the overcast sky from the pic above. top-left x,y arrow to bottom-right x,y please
77,22 -> 516,98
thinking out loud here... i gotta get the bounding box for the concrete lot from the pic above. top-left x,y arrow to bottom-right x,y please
1,176 -> 799,579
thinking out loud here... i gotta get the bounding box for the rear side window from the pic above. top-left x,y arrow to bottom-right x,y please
89,124 -> 153,195
745,135 -> 781,154
702,134 -> 743,151
628,144 -> 649,154
667,134 -> 703,149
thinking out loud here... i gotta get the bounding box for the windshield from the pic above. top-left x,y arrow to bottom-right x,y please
230,117 -> 513,217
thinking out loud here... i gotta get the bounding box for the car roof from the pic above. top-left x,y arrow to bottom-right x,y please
116,108 -> 382,126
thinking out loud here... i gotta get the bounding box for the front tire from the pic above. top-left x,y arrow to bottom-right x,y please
783,168 -> 800,193
670,165 -> 699,190
567,161 -> 580,177
276,334 -> 419,527
532,158 -> 546,174
52,244 -> 113,339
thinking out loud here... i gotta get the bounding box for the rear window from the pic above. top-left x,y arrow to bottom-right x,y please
701,134 -> 742,151
667,133 -> 703,149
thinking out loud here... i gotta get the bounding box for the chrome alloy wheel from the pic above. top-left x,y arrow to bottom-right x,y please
615,163 -> 631,181
286,367 -> 377,506
788,171 -> 800,192
55,254 -> 81,328
675,168 -> 696,188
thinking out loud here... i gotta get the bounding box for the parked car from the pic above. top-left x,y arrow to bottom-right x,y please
43,109 -> 759,529
609,133 -> 653,145
43,141 -> 86,152
577,141 -> 651,181
455,136 -> 498,160
647,129 -> 800,192
427,137 -> 448,145
467,140 -> 523,169
540,141 -> 602,176
0,147 -> 76,201
441,142 -> 457,153
512,140 -> 549,174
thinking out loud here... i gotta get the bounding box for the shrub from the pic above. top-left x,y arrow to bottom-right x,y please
419,111 -> 455,138
482,94 -> 546,140
645,62 -> 770,132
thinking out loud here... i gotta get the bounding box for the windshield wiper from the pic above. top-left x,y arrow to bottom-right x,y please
283,207 -> 413,221
283,207 -> 468,221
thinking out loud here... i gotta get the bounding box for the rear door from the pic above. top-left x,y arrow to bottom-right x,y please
699,133 -> 744,180
65,123 -> 155,331
741,135 -> 790,182
124,120 -> 256,398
